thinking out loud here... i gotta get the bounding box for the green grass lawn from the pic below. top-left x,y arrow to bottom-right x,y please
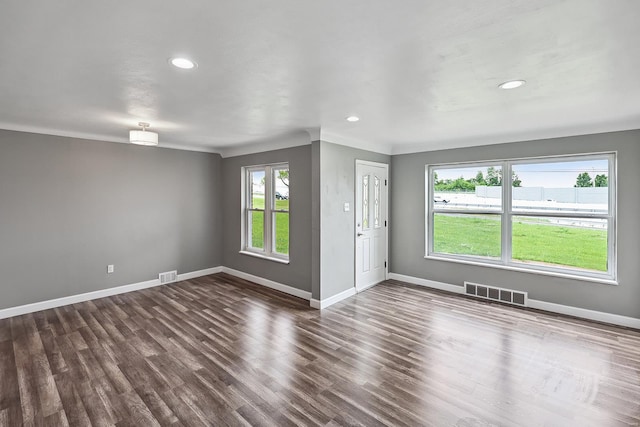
433,214 -> 607,271
250,196 -> 289,254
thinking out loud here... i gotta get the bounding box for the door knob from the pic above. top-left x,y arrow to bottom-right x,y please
357,232 -> 364,237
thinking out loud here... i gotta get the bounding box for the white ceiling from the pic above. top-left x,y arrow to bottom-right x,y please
1,1 -> 639,156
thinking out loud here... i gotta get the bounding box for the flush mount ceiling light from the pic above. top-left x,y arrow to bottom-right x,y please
498,80 -> 526,89
346,116 -> 360,122
129,122 -> 159,146
169,57 -> 197,69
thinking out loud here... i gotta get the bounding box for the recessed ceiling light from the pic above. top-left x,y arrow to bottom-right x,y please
169,57 -> 197,70
498,80 -> 526,89
346,116 -> 360,122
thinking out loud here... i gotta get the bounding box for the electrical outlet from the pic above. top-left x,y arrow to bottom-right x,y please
107,264 -> 114,274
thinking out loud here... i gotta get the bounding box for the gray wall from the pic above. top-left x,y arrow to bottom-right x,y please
0,130 -> 222,310
311,141 -> 321,299
221,145 -> 313,293
318,141 -> 390,299
5,127 -> 637,319
391,129 -> 640,318
221,140 -> 390,301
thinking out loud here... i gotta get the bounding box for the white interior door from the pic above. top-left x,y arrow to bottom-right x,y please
355,161 -> 388,291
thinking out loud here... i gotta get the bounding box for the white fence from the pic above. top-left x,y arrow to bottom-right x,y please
475,186 -> 608,204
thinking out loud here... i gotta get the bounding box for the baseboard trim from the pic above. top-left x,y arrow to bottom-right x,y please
388,273 -> 464,294
527,299 -> 640,329
13,267 -> 635,328
388,272 -> 640,329
0,266 -> 313,320
221,267 -> 312,301
0,278 -> 161,320
310,287 -> 357,309
177,266 -> 224,281
0,266 -> 225,320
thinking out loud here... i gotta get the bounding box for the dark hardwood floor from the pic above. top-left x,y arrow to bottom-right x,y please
1,273 -> 640,426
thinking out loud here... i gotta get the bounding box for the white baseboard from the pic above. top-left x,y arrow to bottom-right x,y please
177,266 -> 223,281
388,273 -> 464,294
0,278 -> 162,320
310,287 -> 356,309
0,266 -> 224,320
527,299 -> 640,329
388,272 -> 640,329
6,265 -> 638,329
0,266 -> 314,320
221,267 -> 312,301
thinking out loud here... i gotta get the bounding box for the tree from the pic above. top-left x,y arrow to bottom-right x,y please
474,168 -> 522,187
512,172 -> 522,187
451,177 -> 475,191
277,169 -> 289,188
486,167 -> 501,186
474,171 -> 486,185
475,168 -> 521,187
595,174 -> 608,187
575,172 -> 593,187
434,176 -> 475,191
262,169 -> 289,188
433,168 -> 523,192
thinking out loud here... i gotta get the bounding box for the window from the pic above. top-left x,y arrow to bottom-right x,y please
426,153 -> 616,281
242,163 -> 289,262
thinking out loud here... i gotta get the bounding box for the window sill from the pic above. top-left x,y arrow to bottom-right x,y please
423,255 -> 618,286
240,250 -> 290,265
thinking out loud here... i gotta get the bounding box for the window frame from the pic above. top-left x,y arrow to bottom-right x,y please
241,162 -> 290,264
425,152 -> 617,283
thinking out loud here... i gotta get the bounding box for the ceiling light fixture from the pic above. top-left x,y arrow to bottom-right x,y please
498,80 -> 526,89
169,57 -> 197,69
129,122 -> 159,146
346,116 -> 360,122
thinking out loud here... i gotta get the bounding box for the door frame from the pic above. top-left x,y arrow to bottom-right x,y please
354,159 -> 389,292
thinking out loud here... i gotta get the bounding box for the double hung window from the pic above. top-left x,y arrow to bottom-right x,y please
243,163 -> 290,262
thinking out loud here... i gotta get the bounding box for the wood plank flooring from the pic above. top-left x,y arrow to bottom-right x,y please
1,273 -> 640,426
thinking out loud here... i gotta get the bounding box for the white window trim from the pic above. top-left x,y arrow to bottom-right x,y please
241,163 -> 290,264
425,152 -> 617,283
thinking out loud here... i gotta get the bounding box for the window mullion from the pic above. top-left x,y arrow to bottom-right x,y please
426,166 -> 433,255
502,161 -> 512,265
242,169 -> 248,251
608,155 -> 616,279
264,166 -> 272,256
432,208 -> 503,215
510,211 -> 609,219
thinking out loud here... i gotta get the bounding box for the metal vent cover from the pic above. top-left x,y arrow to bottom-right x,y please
464,281 -> 528,307
159,270 -> 178,285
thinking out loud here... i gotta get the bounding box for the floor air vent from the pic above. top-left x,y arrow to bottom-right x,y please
464,281 -> 528,307
159,270 -> 178,284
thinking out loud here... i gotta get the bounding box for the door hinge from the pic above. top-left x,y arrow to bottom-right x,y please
384,261 -> 387,268
385,220 -> 387,227
385,179 -> 387,186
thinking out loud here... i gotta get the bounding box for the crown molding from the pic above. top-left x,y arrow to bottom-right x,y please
320,130 -> 393,156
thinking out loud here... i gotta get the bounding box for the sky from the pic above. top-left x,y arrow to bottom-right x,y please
433,159 -> 608,188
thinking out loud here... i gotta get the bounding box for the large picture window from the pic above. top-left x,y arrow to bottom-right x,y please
242,163 -> 289,262
426,153 -> 616,281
